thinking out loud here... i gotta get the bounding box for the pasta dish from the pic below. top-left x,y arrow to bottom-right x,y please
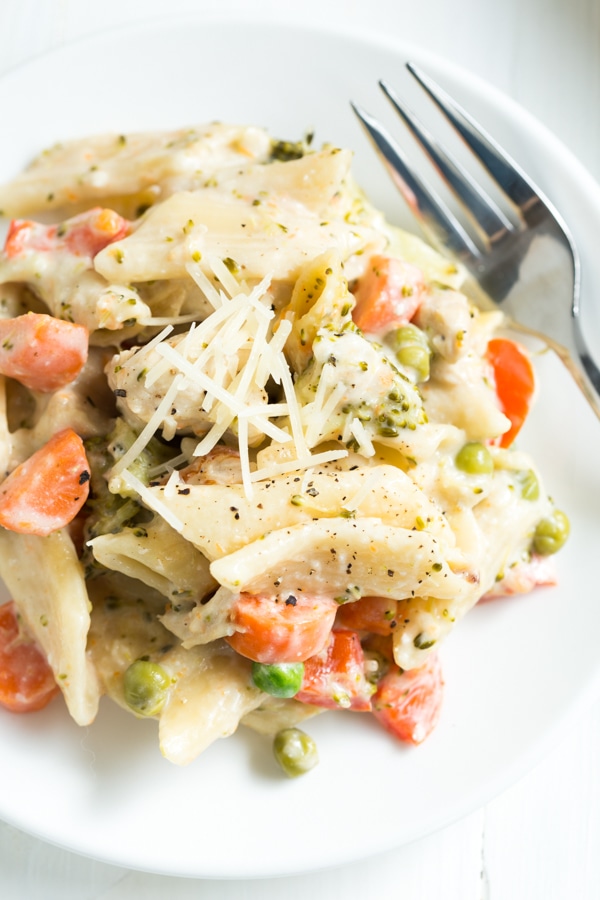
0,123 -> 568,775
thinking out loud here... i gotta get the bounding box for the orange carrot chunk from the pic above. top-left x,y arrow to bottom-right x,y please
0,601 -> 59,713
0,313 -> 88,392
486,337 -> 536,448
227,592 -> 337,664
4,207 -> 129,260
335,595 -> 402,637
372,653 -> 444,745
296,628 -> 373,711
352,255 -> 425,335
0,428 -> 90,536
4,220 -> 50,258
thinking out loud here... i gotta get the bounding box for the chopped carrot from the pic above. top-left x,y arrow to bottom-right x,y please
0,313 -> 88,392
226,592 -> 337,664
0,601 -> 59,713
486,337 -> 536,447
352,254 -> 425,335
372,653 -> 444,745
3,207 -> 130,260
0,428 -> 91,536
335,596 -> 401,636
295,628 -> 373,711
4,220 -> 49,258
64,207 -> 129,257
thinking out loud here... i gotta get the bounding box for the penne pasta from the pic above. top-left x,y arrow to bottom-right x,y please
0,529 -> 100,725
0,121 -> 568,770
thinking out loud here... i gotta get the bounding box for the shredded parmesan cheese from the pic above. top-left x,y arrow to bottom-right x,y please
342,468 -> 383,512
164,467 -> 183,499
185,258 -> 223,310
350,417 -> 376,457
110,374 -> 184,480
208,255 -> 246,298
250,448 -> 348,483
237,417 -> 253,498
108,263 -> 353,507
117,470 -> 185,533
305,380 -> 347,448
137,313 -> 201,327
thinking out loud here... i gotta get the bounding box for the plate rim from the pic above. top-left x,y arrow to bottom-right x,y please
0,12 -> 599,878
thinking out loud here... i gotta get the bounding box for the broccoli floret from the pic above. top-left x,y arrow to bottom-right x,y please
269,131 -> 314,162
81,421 -> 174,577
294,328 -> 426,452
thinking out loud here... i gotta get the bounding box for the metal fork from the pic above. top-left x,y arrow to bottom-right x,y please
351,63 -> 600,421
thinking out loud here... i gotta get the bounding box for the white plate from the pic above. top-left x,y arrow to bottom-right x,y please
0,14 -> 599,880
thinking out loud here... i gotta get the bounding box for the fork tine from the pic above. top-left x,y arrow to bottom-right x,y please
378,79 -> 514,246
405,62 -> 540,220
350,101 -> 482,263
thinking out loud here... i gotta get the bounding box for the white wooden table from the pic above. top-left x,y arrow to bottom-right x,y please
1,1 -> 599,897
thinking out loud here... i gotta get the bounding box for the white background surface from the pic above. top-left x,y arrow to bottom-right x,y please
0,1 -> 599,897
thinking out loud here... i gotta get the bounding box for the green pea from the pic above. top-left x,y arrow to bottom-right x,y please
518,468 -> 540,501
251,661 -> 304,698
455,441 -> 494,475
533,509 -> 570,555
388,324 -> 431,382
273,728 -> 319,778
123,659 -> 170,717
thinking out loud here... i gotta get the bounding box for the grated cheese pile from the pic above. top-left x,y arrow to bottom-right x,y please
108,256 -> 349,505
